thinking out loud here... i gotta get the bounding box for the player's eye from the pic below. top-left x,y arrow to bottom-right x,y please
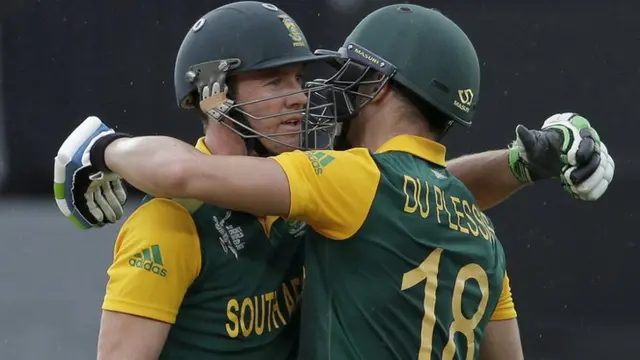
266,77 -> 282,87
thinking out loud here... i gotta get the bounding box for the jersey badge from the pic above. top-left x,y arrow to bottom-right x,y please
214,211 -> 246,259
286,220 -> 306,238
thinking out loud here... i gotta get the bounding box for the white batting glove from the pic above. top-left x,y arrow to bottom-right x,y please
509,112 -> 614,201
53,116 -> 128,229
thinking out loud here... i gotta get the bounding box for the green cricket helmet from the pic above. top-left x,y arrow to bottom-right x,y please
174,1 -> 339,151
311,4 -> 480,138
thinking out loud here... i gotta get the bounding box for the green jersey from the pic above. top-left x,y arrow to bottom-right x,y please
103,139 -> 306,360
273,135 -> 508,360
159,200 -> 306,360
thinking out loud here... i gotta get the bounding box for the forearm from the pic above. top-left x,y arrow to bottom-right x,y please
478,319 -> 524,360
104,136 -> 290,216
448,150 -> 528,211
98,310 -> 170,360
105,136 -> 203,199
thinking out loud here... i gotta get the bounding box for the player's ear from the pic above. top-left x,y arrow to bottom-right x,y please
370,75 -> 391,104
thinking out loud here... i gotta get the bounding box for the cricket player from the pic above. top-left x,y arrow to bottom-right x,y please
82,2 -> 338,359
54,3 -> 614,360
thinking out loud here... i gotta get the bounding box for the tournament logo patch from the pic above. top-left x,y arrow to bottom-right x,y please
278,15 -> 306,47
286,220 -> 306,238
213,211 -> 246,260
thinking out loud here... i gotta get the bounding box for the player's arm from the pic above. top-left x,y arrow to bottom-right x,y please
447,150 -> 524,211
97,198 -> 201,360
479,319 -> 524,360
271,148 -> 381,239
103,136 -> 292,217
479,273 -> 524,360
449,113 -> 615,211
98,311 -> 170,360
102,137 -> 379,238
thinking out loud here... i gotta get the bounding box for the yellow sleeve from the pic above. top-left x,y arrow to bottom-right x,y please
102,198 -> 201,324
490,273 -> 517,321
271,148 -> 381,240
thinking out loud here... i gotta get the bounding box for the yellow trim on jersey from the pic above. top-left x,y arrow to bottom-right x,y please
375,135 -> 447,167
490,273 -> 517,321
272,135 -> 447,240
258,215 -> 279,237
195,137 -> 211,154
102,198 -> 201,324
195,137 -> 278,235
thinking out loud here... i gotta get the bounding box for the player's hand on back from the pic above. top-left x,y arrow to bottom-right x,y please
53,116 -> 129,229
508,112 -> 614,200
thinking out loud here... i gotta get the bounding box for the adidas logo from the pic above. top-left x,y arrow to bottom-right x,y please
128,245 -> 168,277
304,151 -> 335,175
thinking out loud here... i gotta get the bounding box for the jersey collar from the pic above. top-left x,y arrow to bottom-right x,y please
194,136 -> 279,233
374,135 -> 447,167
195,137 -> 212,155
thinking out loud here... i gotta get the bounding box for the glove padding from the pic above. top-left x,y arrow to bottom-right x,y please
509,112 -> 615,200
563,141 -> 614,200
54,116 -> 128,229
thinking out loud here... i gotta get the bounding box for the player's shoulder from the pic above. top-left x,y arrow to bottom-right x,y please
320,148 -> 380,176
286,147 -> 373,162
275,147 -> 379,177
119,197 -> 199,240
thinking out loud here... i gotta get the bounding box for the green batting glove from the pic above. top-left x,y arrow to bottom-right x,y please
508,112 -> 601,184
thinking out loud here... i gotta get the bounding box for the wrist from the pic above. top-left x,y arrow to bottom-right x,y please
90,133 -> 131,172
507,142 -> 532,184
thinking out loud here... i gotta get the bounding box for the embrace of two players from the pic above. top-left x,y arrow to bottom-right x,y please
53,2 -> 615,360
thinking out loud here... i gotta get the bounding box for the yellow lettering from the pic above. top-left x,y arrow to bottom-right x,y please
462,200 -> 479,236
480,213 -> 496,242
402,248 -> 489,360
240,297 -> 254,337
272,295 -> 287,329
225,298 -> 240,338
225,276 -> 308,339
439,189 -> 457,231
265,291 -> 275,332
282,282 -> 296,317
403,175 -> 419,213
472,205 -> 489,240
418,181 -> 430,219
354,48 -> 380,64
401,175 -> 497,242
450,196 -> 468,234
254,295 -> 265,335
433,186 -> 444,224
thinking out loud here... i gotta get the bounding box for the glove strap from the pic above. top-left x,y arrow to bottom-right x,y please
507,141 -> 533,183
90,132 -> 132,172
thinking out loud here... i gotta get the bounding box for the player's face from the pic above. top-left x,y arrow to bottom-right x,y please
345,73 -> 381,146
234,64 -> 307,154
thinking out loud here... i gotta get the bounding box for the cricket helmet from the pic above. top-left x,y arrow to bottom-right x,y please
311,4 -> 480,139
174,1 -> 339,152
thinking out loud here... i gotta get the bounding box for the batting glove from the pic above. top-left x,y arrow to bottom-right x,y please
53,116 -> 129,229
508,112 -> 615,200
